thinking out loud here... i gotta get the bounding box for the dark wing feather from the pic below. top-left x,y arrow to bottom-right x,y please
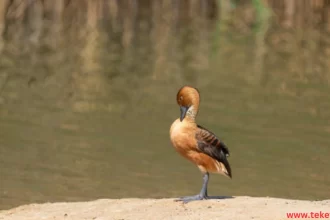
196,125 -> 232,178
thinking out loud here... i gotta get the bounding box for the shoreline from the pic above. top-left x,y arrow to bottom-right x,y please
1,196 -> 329,220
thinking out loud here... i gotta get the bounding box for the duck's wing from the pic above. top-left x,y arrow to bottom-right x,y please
196,125 -> 232,178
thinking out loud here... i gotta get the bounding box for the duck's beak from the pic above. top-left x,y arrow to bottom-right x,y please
180,106 -> 188,122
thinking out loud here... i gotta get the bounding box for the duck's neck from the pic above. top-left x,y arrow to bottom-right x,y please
185,105 -> 199,122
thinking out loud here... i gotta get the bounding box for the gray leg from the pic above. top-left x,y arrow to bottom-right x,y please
176,172 -> 210,203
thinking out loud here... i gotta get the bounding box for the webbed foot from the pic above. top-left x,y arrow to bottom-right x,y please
175,194 -> 209,203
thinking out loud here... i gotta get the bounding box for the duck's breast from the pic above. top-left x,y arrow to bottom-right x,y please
170,119 -> 197,153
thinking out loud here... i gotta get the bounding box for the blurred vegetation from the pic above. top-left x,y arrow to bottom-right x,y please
0,0 -> 329,109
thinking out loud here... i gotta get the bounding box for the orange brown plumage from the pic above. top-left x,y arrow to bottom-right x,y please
169,86 -> 232,203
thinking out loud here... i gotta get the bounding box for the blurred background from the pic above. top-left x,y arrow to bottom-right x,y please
0,0 -> 330,210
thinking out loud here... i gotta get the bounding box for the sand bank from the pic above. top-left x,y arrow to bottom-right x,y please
1,196 -> 329,220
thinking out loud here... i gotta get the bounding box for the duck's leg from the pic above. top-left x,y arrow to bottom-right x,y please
176,172 -> 209,203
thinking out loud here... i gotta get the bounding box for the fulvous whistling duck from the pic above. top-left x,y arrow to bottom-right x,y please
170,86 -> 232,203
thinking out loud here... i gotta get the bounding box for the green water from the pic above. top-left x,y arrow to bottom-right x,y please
0,15 -> 330,210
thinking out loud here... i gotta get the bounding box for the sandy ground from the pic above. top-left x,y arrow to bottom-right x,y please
0,197 -> 329,220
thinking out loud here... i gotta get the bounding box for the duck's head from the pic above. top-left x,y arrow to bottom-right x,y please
176,86 -> 200,121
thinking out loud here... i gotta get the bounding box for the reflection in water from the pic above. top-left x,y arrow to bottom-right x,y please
0,0 -> 330,210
